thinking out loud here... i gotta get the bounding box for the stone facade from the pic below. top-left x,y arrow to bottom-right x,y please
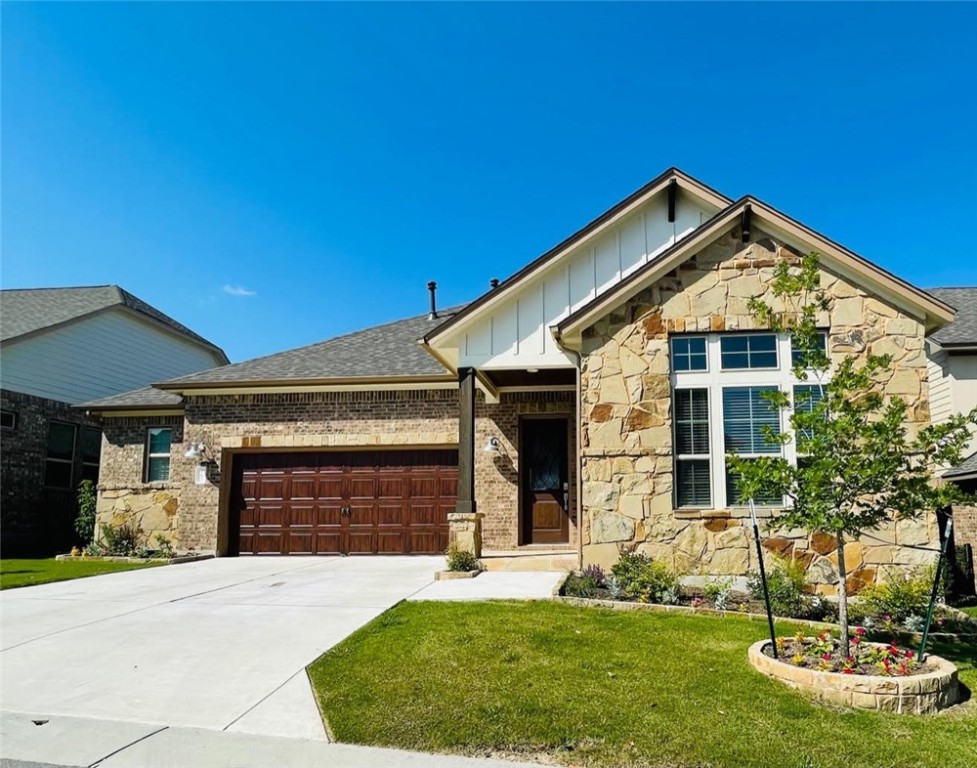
96,389 -> 577,553
1,389 -> 101,555
578,226 -> 937,591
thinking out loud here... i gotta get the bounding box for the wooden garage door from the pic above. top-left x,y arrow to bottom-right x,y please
232,450 -> 458,555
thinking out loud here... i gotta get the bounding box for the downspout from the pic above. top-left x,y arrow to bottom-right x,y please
554,330 -> 585,571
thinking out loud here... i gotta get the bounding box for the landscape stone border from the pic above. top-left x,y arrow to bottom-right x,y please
553,595 -> 977,642
55,553 -> 214,566
748,639 -> 960,714
434,569 -> 481,581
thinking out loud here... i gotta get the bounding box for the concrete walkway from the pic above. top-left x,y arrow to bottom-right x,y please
409,571 -> 565,601
0,711 -> 530,767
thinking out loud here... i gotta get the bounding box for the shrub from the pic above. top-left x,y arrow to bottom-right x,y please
99,522 -> 142,556
611,551 -> 679,603
74,480 -> 97,545
445,543 -> 480,572
748,556 -> 806,618
860,568 -> 934,622
703,577 -> 735,610
563,563 -> 608,599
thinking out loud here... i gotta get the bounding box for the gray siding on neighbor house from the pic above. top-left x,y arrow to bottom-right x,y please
0,308 -> 224,404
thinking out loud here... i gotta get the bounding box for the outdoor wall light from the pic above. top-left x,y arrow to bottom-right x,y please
483,436 -> 508,456
184,441 -> 208,460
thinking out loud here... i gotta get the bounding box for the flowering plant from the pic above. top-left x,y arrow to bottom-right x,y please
771,629 -> 920,677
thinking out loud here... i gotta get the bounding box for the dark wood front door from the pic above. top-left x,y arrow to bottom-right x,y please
231,450 -> 458,555
521,418 -> 570,545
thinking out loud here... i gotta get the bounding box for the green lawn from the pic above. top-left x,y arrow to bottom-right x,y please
0,558 -> 160,590
309,601 -> 977,768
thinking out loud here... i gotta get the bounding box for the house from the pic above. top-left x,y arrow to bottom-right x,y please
82,169 -> 963,592
0,285 -> 229,553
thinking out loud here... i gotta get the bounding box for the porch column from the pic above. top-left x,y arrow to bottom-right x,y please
456,366 -> 476,515
449,366 -> 483,557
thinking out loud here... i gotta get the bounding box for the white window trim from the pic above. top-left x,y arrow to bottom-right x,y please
671,332 -> 831,510
145,427 -> 172,483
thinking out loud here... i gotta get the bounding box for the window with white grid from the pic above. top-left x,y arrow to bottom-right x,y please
670,332 -> 828,509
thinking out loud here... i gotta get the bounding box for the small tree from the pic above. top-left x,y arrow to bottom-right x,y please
75,479 -> 97,545
729,253 -> 976,656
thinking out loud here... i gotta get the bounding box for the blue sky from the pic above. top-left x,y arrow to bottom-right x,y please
3,3 -> 976,363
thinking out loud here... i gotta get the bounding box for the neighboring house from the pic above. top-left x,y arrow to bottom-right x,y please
83,169 -> 961,592
927,287 -> 977,588
1,286 -> 229,554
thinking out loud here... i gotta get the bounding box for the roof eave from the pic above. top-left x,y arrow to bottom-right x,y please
155,374 -> 458,393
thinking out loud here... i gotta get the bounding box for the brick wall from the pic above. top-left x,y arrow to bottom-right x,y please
97,389 -> 577,553
1,389 -> 101,554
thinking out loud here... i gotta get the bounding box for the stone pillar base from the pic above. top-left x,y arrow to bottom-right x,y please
447,512 -> 484,558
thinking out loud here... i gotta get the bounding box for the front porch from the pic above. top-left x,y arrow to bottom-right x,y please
449,366 -> 580,561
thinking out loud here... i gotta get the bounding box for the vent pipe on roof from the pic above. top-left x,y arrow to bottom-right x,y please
427,281 -> 438,319
490,278 -> 500,289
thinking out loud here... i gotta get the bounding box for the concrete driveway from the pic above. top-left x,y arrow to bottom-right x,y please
0,556 -> 441,740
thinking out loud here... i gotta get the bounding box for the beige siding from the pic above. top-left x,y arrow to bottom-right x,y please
926,343 -> 953,424
0,308 -> 222,403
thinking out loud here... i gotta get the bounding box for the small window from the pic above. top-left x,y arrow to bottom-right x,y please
45,422 -> 77,488
670,337 -> 708,372
720,333 -> 778,370
674,389 -> 711,507
81,427 -> 102,484
145,428 -> 172,482
1,410 -> 17,430
791,331 -> 828,368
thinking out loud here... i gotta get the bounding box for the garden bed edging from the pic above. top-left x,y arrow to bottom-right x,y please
55,553 -> 214,566
553,595 -> 977,642
748,640 -> 960,714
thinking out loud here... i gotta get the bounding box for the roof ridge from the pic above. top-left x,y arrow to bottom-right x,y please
0,284 -> 117,293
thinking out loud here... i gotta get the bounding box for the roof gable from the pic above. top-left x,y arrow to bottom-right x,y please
556,197 -> 955,342
424,168 -> 731,348
0,285 -> 227,361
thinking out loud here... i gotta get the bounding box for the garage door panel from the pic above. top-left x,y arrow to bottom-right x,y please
255,532 -> 284,554
408,532 -> 441,554
290,476 -> 316,499
288,504 -> 315,528
409,476 -> 437,497
234,449 -> 457,555
348,477 -> 376,499
287,532 -> 313,554
257,478 -> 285,500
256,504 -> 285,528
316,477 -> 343,500
376,477 -> 405,499
316,505 -> 343,527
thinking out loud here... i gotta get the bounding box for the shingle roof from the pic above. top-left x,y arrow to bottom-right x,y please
158,305 -> 465,388
927,287 -> 977,347
945,450 -> 977,481
0,285 -> 227,359
77,386 -> 184,410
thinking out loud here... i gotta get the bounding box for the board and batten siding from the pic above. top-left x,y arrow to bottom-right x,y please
0,308 -> 222,404
927,343 -> 977,457
455,190 -> 716,369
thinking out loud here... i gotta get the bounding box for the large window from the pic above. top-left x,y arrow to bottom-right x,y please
671,332 -> 829,509
145,428 -> 172,482
45,422 -> 76,488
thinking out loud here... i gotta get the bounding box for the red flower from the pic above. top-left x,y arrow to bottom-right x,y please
905,651 -> 914,659
821,653 -> 832,661
855,627 -> 866,636
842,668 -> 854,675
